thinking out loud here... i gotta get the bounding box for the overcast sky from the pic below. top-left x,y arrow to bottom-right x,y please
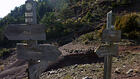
0,0 -> 26,18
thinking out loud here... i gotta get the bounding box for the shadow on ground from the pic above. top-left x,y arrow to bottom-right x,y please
46,52 -> 104,71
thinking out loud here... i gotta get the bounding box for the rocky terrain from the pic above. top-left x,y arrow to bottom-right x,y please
0,40 -> 140,79
39,42 -> 140,79
0,0 -> 140,79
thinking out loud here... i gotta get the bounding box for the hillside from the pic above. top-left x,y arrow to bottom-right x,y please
0,0 -> 140,79
0,41 -> 140,79
0,0 -> 140,46
40,44 -> 140,79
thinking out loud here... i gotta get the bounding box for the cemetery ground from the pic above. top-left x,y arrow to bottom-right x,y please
0,39 -> 140,79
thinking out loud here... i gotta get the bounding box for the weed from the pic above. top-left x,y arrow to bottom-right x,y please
63,74 -> 73,79
0,48 -> 11,59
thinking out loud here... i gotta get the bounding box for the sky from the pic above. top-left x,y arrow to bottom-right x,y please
0,0 -> 26,18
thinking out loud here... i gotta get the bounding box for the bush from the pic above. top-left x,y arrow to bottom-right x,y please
120,0 -> 133,5
0,48 -> 11,59
40,11 -> 89,40
112,0 -> 135,7
45,22 -> 68,39
81,11 -> 94,23
97,24 -> 106,37
77,32 -> 96,44
115,13 -> 140,39
59,7 -> 75,20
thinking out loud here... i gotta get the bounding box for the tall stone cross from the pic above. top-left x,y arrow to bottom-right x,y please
95,11 -> 121,79
4,0 -> 61,79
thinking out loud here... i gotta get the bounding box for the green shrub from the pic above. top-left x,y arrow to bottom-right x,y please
0,48 -> 11,58
120,0 -> 132,5
112,0 -> 134,7
77,32 -> 95,44
63,74 -> 73,79
115,13 -> 140,39
45,22 -> 69,39
98,24 -> 106,37
59,7 -> 75,20
81,11 -> 93,23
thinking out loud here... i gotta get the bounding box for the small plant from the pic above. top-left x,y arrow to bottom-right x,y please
0,65 -> 4,71
112,0 -> 134,7
98,24 -> 106,37
0,48 -> 11,59
77,32 -> 95,44
120,0 -> 133,5
63,74 -> 73,79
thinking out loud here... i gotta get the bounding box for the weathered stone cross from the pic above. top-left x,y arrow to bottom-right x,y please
95,11 -> 121,79
4,0 -> 61,79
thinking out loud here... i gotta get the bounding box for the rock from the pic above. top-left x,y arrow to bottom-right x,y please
72,64 -> 78,69
114,68 -> 121,74
126,69 -> 133,74
73,50 -> 79,53
134,69 -> 139,73
0,65 -> 4,71
82,76 -> 92,79
123,65 -> 126,68
69,50 -> 73,53
92,69 -> 96,72
72,17 -> 77,20
49,70 -> 57,74
96,64 -> 102,68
